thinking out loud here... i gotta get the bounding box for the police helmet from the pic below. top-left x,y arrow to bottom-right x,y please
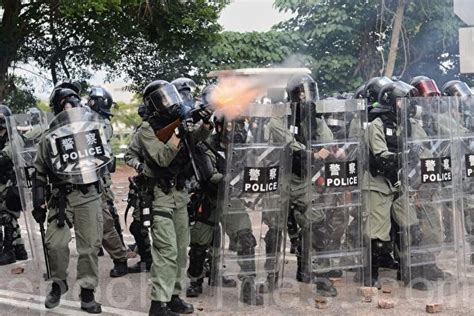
409,76 -> 441,97
378,81 -> 419,109
286,74 -> 318,103
26,107 -> 41,125
364,77 -> 393,104
442,80 -> 473,98
0,104 -> 12,129
87,86 -> 114,117
54,79 -> 82,94
201,84 -> 216,106
143,80 -> 182,115
171,77 -> 197,93
50,88 -> 82,115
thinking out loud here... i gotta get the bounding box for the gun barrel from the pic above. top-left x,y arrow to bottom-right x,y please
39,222 -> 52,280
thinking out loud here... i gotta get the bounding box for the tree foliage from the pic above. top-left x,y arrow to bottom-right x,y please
2,76 -> 36,113
274,0 -> 469,94
0,0 -> 227,101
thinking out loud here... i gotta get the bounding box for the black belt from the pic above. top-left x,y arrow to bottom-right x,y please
152,210 -> 173,220
53,182 -> 98,195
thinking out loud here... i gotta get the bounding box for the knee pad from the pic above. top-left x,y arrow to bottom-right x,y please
371,239 -> 392,256
129,220 -> 142,237
236,229 -> 257,252
0,212 -> 13,226
5,187 -> 21,213
189,244 -> 208,260
264,228 -> 279,246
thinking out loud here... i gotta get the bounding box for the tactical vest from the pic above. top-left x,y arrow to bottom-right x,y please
368,108 -> 400,182
368,109 -> 400,154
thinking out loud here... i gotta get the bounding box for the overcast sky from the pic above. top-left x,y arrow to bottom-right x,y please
31,0 -> 292,102
219,0 -> 292,32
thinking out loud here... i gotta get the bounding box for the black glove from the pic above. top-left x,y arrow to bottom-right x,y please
32,206 -> 46,224
192,107 -> 213,124
135,162 -> 144,174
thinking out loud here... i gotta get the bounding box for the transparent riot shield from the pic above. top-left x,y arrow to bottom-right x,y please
302,98 -> 369,303
45,107 -> 112,184
6,111 -> 49,278
212,102 -> 292,310
398,96 -> 463,306
456,95 -> 474,277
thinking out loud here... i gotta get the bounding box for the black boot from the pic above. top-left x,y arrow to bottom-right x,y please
0,224 -> 15,266
186,279 -> 203,298
128,259 -> 152,273
316,269 -> 343,278
110,260 -> 128,277
239,277 -> 263,306
296,254 -> 311,283
406,266 -> 429,291
423,264 -> 449,281
289,237 -> 299,254
14,244 -> 28,261
149,300 -> 177,316
0,227 -> 3,249
45,280 -> 68,309
370,239 -> 394,288
167,295 -> 194,314
379,252 -> 399,270
221,275 -> 237,288
80,288 -> 102,314
186,243 -> 208,296
261,272 -> 279,293
287,204 -> 299,255
315,277 -> 338,297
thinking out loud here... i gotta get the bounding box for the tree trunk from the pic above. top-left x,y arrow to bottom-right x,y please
0,0 -> 21,102
384,0 -> 406,78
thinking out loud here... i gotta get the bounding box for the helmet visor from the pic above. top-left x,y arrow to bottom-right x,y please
147,84 -> 182,111
414,79 -> 441,97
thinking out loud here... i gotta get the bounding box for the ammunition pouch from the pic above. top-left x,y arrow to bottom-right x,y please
188,191 -> 214,226
48,182 -> 101,228
152,175 -> 186,194
369,152 -> 399,185
52,182 -> 101,195
292,149 -> 307,177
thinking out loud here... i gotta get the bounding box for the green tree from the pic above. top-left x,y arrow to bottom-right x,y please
2,76 -> 37,113
0,0 -> 227,101
112,96 -> 141,130
274,0 -> 469,94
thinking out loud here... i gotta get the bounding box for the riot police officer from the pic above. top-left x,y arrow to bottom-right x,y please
0,104 -> 28,265
366,79 -> 432,289
171,77 -> 196,114
138,80 -> 212,315
87,86 -> 129,277
285,74 -> 338,296
32,88 -> 104,313
124,104 -> 152,273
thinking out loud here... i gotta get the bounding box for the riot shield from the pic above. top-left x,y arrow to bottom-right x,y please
398,96 -> 463,306
212,102 -> 292,309
44,107 -> 112,184
300,98 -> 369,303
6,111 -> 49,277
456,95 -> 474,277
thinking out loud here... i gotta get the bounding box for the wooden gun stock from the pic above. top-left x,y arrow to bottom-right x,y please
155,118 -> 182,142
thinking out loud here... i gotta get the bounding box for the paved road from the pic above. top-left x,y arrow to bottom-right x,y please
1,166 -> 474,315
